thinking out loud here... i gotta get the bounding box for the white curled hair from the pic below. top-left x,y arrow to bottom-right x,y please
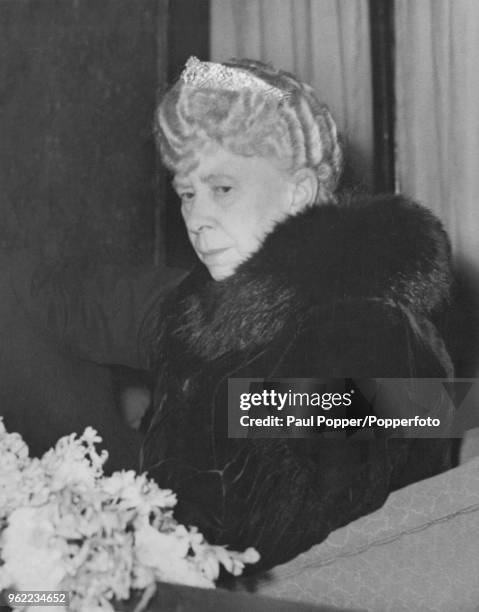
155,57 -> 343,203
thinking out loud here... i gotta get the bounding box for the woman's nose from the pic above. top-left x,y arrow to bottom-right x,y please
183,193 -> 216,234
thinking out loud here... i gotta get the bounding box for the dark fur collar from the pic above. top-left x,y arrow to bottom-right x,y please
164,194 -> 452,362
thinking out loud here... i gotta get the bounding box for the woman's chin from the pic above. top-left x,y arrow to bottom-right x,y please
205,263 -> 236,281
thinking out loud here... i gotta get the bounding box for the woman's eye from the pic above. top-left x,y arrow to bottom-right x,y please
179,191 -> 194,202
214,186 -> 232,196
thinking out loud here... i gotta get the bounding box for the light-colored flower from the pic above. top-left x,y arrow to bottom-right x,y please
0,506 -> 66,592
0,422 -> 259,611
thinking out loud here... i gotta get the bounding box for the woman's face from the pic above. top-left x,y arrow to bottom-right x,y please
173,144 -> 296,280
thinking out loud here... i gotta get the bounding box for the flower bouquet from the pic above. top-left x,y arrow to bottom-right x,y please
0,420 -> 259,611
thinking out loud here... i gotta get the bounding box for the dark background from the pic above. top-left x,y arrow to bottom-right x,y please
0,0 -> 209,268
1,0 -> 159,264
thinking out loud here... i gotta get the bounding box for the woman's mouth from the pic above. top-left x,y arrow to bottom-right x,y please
198,247 -> 230,263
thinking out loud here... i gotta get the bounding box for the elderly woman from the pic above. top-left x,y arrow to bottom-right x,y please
1,55 -> 455,573
141,57 -> 455,572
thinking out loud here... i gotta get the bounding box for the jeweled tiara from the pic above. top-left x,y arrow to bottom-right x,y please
180,56 -> 287,101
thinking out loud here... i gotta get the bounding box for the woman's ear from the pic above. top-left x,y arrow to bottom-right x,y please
290,168 -> 318,213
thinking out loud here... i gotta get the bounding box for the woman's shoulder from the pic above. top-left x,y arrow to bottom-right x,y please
251,192 -> 452,319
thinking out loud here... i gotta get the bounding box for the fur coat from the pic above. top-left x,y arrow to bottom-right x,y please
142,194 -> 455,573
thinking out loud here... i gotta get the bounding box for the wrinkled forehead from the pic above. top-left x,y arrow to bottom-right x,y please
171,137 -> 294,186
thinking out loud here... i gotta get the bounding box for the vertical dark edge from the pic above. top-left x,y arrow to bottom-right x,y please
163,0 -> 210,268
154,0 -> 170,267
369,0 -> 396,194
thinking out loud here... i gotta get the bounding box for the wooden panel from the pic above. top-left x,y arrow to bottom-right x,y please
0,0 -> 164,264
